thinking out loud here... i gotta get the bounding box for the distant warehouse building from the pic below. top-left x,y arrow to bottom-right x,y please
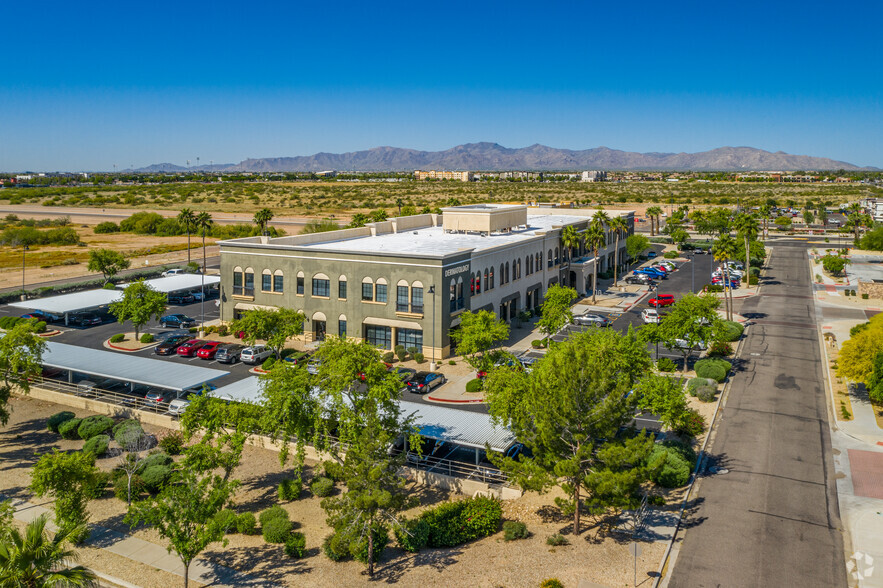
219,205 -> 632,359
415,170 -> 474,182
581,170 -> 607,182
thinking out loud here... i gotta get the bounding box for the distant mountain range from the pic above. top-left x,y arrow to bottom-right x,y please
132,143 -> 876,173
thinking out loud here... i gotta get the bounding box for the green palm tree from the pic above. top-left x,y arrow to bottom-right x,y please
253,208 -> 274,235
646,206 -> 663,236
758,204 -> 771,240
195,212 -> 214,274
585,223 -> 606,304
732,213 -> 759,291
713,234 -> 739,321
560,225 -> 580,268
0,514 -> 97,587
177,208 -> 196,265
608,216 -> 628,284
846,212 -> 870,245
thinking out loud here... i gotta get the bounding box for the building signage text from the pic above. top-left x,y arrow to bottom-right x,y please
444,264 -> 470,277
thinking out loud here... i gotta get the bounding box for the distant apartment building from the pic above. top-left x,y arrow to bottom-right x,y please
499,171 -> 544,181
415,170 -> 475,182
861,198 -> 883,222
581,170 -> 607,182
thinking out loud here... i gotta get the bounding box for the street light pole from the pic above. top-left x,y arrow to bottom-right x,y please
428,286 -> 436,371
21,244 -> 29,296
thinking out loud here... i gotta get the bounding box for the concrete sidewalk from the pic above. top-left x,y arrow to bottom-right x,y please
8,498 -> 277,588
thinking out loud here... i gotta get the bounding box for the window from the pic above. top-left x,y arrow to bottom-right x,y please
312,278 -> 330,297
375,283 -> 387,303
456,277 -> 464,310
555,247 -> 560,265
262,272 -> 272,292
233,267 -> 243,295
396,328 -> 423,353
365,325 -> 391,349
489,267 -> 494,289
505,262 -> 510,283
362,282 -> 373,301
548,249 -> 553,268
296,271 -> 304,295
244,268 -> 254,296
484,269 -> 489,291
273,271 -> 284,293
449,281 -> 456,312
397,285 -> 409,312
411,286 -> 423,314
338,317 -> 347,338
338,279 -> 347,299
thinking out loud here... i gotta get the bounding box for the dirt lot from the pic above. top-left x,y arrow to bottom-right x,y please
1,394 -> 675,588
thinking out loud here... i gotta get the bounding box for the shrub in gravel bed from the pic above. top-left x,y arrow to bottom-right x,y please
310,476 -> 334,497
259,505 -> 289,527
695,359 -> 731,383
320,460 -> 344,482
278,477 -> 302,501
686,377 -> 715,395
83,434 -> 110,457
157,431 -> 184,455
503,521 -> 529,541
262,517 -> 293,544
236,512 -> 257,535
114,474 -> 144,501
214,509 -> 238,533
284,532 -> 307,558
394,518 -> 430,552
78,415 -> 114,440
323,533 -> 350,562
541,580 -> 565,588
696,386 -> 718,403
110,334 -> 125,343
720,321 -> 744,342
89,470 -> 113,498
58,418 -> 83,440
351,525 -> 390,564
47,411 -> 76,433
141,464 -> 173,493
137,452 -> 172,472
648,443 -> 693,488
113,420 -> 144,446
546,534 -> 568,546
421,496 -> 502,548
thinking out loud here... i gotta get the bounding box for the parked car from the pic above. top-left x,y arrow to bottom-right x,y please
652,261 -> 676,271
306,358 -> 323,375
216,344 -> 246,364
241,345 -> 273,365
636,268 -> 667,280
159,314 -> 196,328
161,268 -> 186,277
573,312 -> 611,327
390,366 -> 417,383
154,335 -> 192,355
649,294 -> 675,307
20,310 -> 62,322
406,372 -> 447,394
647,251 -> 658,258
196,341 -> 223,359
641,308 -> 662,324
671,338 -> 707,351
145,389 -> 175,404
167,293 -> 195,305
190,290 -> 206,301
176,339 -> 207,357
68,313 -> 102,327
168,396 -> 191,416
712,277 -> 740,289
625,274 -> 655,285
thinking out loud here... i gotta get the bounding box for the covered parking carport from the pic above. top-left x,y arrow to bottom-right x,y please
117,274 -> 220,296
8,289 -> 122,326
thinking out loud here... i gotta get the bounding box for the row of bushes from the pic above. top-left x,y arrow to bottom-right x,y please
648,440 -> 696,488
0,316 -> 47,333
695,358 -> 732,383
0,225 -> 80,246
687,377 -> 718,402
381,344 -> 426,365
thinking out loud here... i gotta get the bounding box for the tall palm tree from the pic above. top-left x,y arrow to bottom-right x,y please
177,208 -> 196,265
646,206 -> 663,236
845,211 -> 870,246
195,212 -> 214,273
253,208 -> 274,235
560,225 -> 580,269
758,204 -> 771,240
608,216 -> 628,285
585,223 -> 606,304
713,234 -> 739,321
0,514 -> 97,587
732,213 -> 759,290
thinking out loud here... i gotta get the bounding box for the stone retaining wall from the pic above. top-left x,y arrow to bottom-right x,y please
858,280 -> 883,299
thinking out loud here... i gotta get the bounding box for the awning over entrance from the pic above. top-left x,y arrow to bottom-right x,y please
233,302 -> 280,312
362,317 -> 422,330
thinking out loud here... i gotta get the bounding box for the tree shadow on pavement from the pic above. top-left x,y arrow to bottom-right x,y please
203,544 -> 311,585
371,546 -> 465,584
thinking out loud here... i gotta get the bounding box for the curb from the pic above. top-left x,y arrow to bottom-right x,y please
425,394 -> 487,404
36,329 -> 62,337
103,339 -> 158,353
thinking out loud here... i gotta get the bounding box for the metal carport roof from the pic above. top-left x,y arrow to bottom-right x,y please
213,376 -> 262,403
9,289 -> 123,314
117,274 -> 220,293
42,342 -> 228,392
399,400 -> 517,453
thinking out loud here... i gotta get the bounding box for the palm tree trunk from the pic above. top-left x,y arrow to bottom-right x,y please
744,236 -> 751,291
592,248 -> 599,304
187,230 -> 191,265
613,234 -> 620,285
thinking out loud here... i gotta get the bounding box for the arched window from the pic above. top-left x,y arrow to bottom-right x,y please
273,269 -> 284,293
517,259 -> 522,279
312,272 -> 330,297
397,279 -> 410,312
261,269 -> 272,292
361,277 -> 374,301
233,266 -> 244,295
484,269 -> 489,291
375,278 -> 388,303
474,273 -> 481,294
489,267 -> 495,289
555,247 -> 560,265
338,314 -> 347,338
411,281 -> 424,314
548,249 -> 553,268
338,275 -> 347,299
499,263 -> 505,284
505,262 -> 510,283
244,267 -> 255,295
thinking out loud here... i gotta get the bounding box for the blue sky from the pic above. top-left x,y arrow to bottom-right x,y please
2,0 -> 881,171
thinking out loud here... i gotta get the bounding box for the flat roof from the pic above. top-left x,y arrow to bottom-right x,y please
297,214 -> 584,257
9,289 -> 123,314
209,378 -> 517,452
117,274 -> 220,293
42,342 -> 228,391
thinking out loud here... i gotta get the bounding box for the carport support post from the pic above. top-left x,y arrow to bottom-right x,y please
64,312 -> 69,327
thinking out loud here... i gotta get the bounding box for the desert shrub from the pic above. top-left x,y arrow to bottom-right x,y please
863,293 -> 870,299
748,275 -> 758,285
216,324 -> 229,336
531,339 -> 544,348
395,347 -> 408,362
414,352 -> 425,363
141,464 -> 173,493
449,360 -> 456,365
278,477 -> 302,501
259,505 -> 289,527
676,408 -> 707,437
88,470 -> 113,498
421,496 -> 502,548
540,580 -> 565,588
708,341 -> 733,357
394,518 -> 430,552
140,333 -> 154,344
695,359 -> 729,383
720,321 -> 744,342
696,386 -> 718,403
137,451 -> 172,473
47,411 -> 76,433
113,420 -> 144,446
284,532 -> 307,558
263,517 -> 293,544
213,509 -> 238,533
351,525 -> 390,564
236,512 -> 257,535
109,333 -> 125,343
657,357 -> 677,372
94,221 -> 120,234
686,377 -> 714,395
77,415 -> 114,439
157,431 -> 184,455
465,378 -> 483,393
649,441 -> 695,488
382,351 -> 395,363
310,476 -> 334,497
34,321 -> 47,333
113,473 -> 144,501
503,521 -> 529,541
262,356 -> 276,371
320,460 -> 344,481
83,434 -> 110,457
323,533 -> 350,562
546,534 -> 569,546
58,418 -> 83,439
649,495 -> 666,506
705,284 -> 724,293
663,250 -> 679,259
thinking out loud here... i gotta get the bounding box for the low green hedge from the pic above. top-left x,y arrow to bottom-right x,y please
310,476 -> 334,497
236,512 -> 257,535
394,518 -> 430,552
83,434 -> 110,457
47,411 -> 76,433
78,415 -> 114,440
663,251 -> 679,259
284,532 -> 307,558
465,378 -> 483,393
695,358 -> 731,383
262,517 -> 293,544
58,418 -> 83,439
648,441 -> 696,488
141,464 -> 173,493
140,333 -> 154,344
137,452 -> 172,472
109,333 -> 125,343
420,496 -> 502,548
259,505 -> 289,527
213,509 -> 238,533
719,321 -> 744,342
278,477 -> 302,501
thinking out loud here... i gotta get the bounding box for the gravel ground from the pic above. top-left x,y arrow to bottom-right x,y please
3,395 -> 669,588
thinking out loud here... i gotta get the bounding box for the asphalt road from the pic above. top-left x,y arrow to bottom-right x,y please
668,241 -> 846,587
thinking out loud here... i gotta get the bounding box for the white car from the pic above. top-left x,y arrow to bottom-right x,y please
641,308 -> 662,324
241,345 -> 273,365
162,268 -> 186,277
168,397 -> 190,415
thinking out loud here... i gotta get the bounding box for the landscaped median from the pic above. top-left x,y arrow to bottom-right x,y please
104,332 -> 159,352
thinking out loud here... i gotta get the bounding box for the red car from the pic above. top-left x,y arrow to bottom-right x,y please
176,339 -> 206,357
196,341 -> 223,359
649,294 -> 675,307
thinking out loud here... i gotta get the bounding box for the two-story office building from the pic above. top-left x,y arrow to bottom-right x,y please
219,205 -> 633,360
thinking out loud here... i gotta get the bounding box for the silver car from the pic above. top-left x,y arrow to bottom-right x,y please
573,312 -> 611,327
241,345 -> 273,365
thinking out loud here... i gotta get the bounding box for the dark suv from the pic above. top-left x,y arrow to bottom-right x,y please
167,293 -> 195,305
406,372 -> 447,394
625,274 -> 654,285
215,344 -> 246,364
159,314 -> 196,328
154,335 -> 191,355
68,313 -> 102,326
